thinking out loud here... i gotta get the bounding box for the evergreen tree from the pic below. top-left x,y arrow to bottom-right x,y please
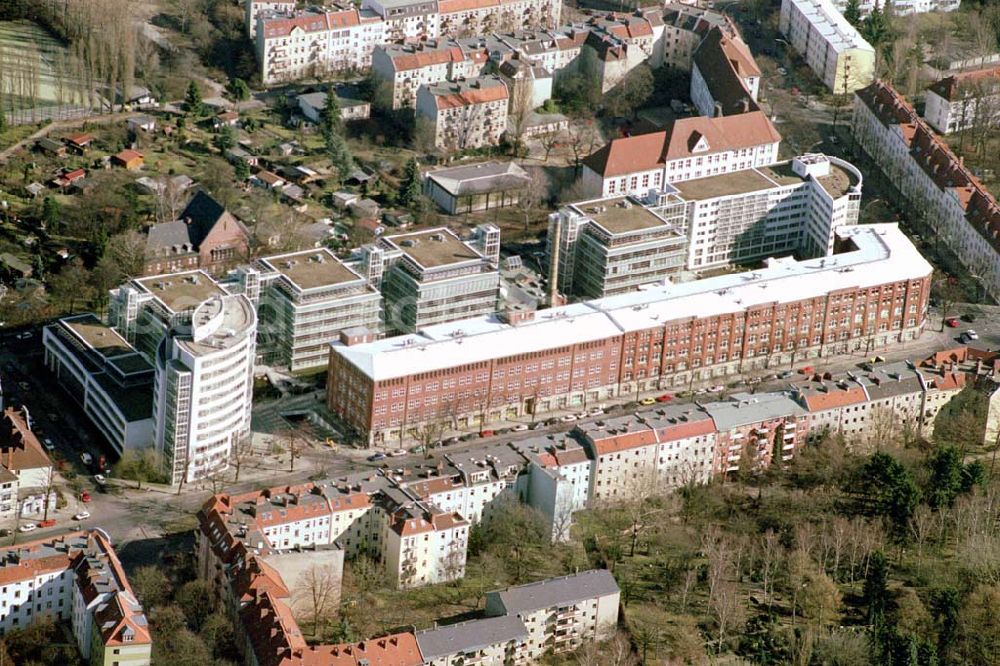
214,124 -> 236,152
398,157 -> 421,207
234,158 -> 250,182
227,78 -> 251,102
185,80 -> 204,116
864,550 -> 890,624
844,0 -> 862,27
862,5 -> 892,47
320,91 -> 343,153
0,90 -> 7,135
328,133 -> 354,183
41,196 -> 61,230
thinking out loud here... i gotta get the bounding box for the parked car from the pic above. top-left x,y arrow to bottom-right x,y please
710,384 -> 725,392
80,452 -> 93,465
559,414 -> 578,422
460,433 -> 478,441
639,398 -> 656,405
93,474 -> 107,485
74,511 -> 91,521
512,424 -> 529,432
18,523 -> 36,533
962,313 -> 977,322
366,453 -> 386,462
945,317 -> 960,328
79,491 -> 91,503
409,445 -> 426,455
778,371 -> 795,379
587,408 -> 604,417
42,437 -> 55,451
479,430 -> 494,438
389,449 -> 407,457
655,393 -> 674,403
964,330 -> 979,341
38,519 -> 56,528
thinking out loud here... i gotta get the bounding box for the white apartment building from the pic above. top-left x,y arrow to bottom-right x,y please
415,75 -> 509,151
661,4 -> 733,71
852,81 -> 1000,302
578,406 -> 717,504
256,9 -> 388,86
372,40 -> 487,110
0,531 -> 152,664
437,0 -> 561,39
245,0 -> 294,38
923,66 -> 1000,134
779,0 -> 875,93
514,438 -> 592,542
362,0 -> 440,41
246,248 -> 383,372
484,570 -> 620,659
382,506 -> 469,589
152,294 -> 257,486
581,111 -> 782,198
416,616 -> 530,666
828,0 -> 960,16
43,315 -> 155,455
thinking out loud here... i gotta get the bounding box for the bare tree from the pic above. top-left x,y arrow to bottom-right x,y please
566,117 -> 602,175
507,78 -> 535,155
231,435 -> 257,482
538,129 -> 564,163
514,170 -> 548,231
293,563 -> 343,640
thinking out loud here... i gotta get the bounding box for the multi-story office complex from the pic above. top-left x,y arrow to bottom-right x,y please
552,153 -> 863,298
483,570 -> 621,659
0,531 -> 152,665
247,249 -> 383,372
581,111 -> 782,198
852,81 -> 1000,301
152,294 -> 257,486
923,65 -> 1000,134
356,226 -> 501,334
779,0 -> 875,93
43,314 -> 155,455
827,0 -> 960,16
546,196 -> 688,299
415,75 -> 510,151
328,225 -> 931,446
255,8 -> 389,85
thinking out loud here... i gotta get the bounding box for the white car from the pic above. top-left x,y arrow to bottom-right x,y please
512,424 -> 529,432
74,511 -> 91,521
388,449 -> 407,457
587,408 -> 604,417
965,330 -> 979,341
80,452 -> 93,465
18,523 -> 36,533
710,385 -> 725,392
42,438 -> 56,452
559,414 -> 578,422
93,474 -> 106,485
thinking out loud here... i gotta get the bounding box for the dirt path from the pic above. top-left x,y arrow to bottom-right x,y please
0,111 -> 138,163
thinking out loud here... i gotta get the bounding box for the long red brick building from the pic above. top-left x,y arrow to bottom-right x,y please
328,224 -> 932,446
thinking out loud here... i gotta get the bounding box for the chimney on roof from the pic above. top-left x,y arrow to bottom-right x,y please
184,217 -> 193,225
741,97 -> 750,113
714,101 -> 723,117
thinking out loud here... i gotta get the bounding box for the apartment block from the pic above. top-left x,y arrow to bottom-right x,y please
690,26 -> 760,118
415,75 -> 509,151
416,616 -> 530,666
0,531 -> 151,665
661,4 -> 733,71
581,11 -> 666,93
256,8 -> 388,86
923,66 -> 1000,134
779,0 -> 875,93
436,0 -> 561,40
483,570 -> 620,659
581,111 -> 782,198
373,39 -> 489,109
245,0 -> 294,38
554,153 -> 862,298
0,407 -> 55,520
706,392 -> 809,474
328,225 -> 931,447
43,315 -> 155,455
577,404 -> 716,504
152,294 -> 257,485
246,249 -> 383,372
827,0 -> 960,16
852,81 -> 1000,301
357,225 -> 501,334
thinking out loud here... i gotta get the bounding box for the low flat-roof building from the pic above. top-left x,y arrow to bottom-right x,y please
425,161 -> 532,215
43,314 -> 155,455
246,249 -> 383,371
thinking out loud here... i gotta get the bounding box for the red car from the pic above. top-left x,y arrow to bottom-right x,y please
655,393 -> 674,403
38,519 -> 56,528
80,491 -> 91,503
945,317 -> 960,328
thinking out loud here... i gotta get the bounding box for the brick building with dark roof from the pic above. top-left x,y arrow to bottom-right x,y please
142,190 -> 249,276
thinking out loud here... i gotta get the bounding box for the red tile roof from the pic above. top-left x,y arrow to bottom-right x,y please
797,383 -> 868,411
0,407 -> 52,474
926,66 -> 1000,102
391,46 -> 467,71
589,429 -> 658,456
584,111 -> 780,177
430,79 -> 508,110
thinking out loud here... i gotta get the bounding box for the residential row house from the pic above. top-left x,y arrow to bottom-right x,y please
329,225 -> 931,447
0,407 -> 57,521
852,81 -> 1000,302
923,65 -> 1000,135
0,531 -> 152,665
415,75 -> 510,151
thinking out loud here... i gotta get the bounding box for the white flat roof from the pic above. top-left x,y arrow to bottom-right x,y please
788,0 -> 874,53
333,225 -> 930,381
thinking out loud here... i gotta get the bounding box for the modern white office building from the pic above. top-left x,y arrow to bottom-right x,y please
43,314 -> 155,455
779,0 -> 875,93
246,248 -> 383,372
152,294 -> 257,485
